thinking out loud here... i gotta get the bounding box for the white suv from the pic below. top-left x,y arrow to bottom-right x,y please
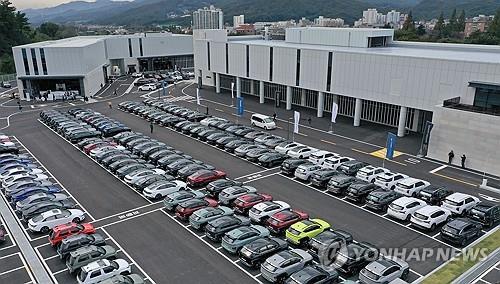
275,142 -> 303,155
77,259 -> 131,284
394,178 -> 431,197
249,201 -> 290,223
138,83 -> 156,91
441,193 -> 480,215
308,151 -> 338,166
294,164 -> 323,181
322,156 -> 353,170
374,172 -> 408,190
387,197 -> 427,221
410,205 -> 451,231
356,166 -> 389,183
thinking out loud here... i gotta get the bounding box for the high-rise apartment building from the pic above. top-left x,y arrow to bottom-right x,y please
192,5 -> 224,30
233,15 -> 244,28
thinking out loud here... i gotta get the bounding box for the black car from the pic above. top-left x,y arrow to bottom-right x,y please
440,218 -> 482,246
108,159 -> 138,172
205,133 -> 229,145
280,159 -> 309,176
307,229 -> 353,260
177,164 -> 215,181
246,149 -> 272,162
134,174 -> 173,191
337,160 -> 368,176
166,159 -> 198,175
157,154 -> 190,169
418,186 -> 454,205
239,237 -> 288,268
326,175 -> 357,195
57,233 -> 106,259
286,265 -> 339,284
309,169 -> 339,188
365,189 -> 402,212
149,150 -> 183,164
224,140 -> 248,153
206,179 -> 242,198
469,202 -> 500,227
205,216 -> 251,242
215,136 -> 238,149
197,129 -> 221,141
345,182 -> 379,203
101,154 -> 132,167
258,152 -> 287,168
116,164 -> 150,178
21,199 -> 76,221
332,242 -> 379,275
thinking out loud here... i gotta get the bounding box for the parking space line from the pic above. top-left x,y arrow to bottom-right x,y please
320,139 -> 336,145
44,254 -> 59,261
98,207 -> 165,229
0,251 -> 20,260
242,172 -> 281,184
351,148 -> 407,166
429,164 -> 447,174
0,266 -> 25,276
18,252 -> 36,284
90,201 -> 162,224
235,167 -> 280,180
431,172 -> 478,187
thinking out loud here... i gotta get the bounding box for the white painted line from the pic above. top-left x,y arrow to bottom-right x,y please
34,242 -> 51,249
242,172 -> 281,184
0,251 -> 20,260
0,243 -> 16,251
234,167 -> 280,180
43,254 -> 59,261
51,267 -> 67,276
0,266 -> 25,276
98,207 -> 164,229
430,165 -> 447,174
478,193 -> 500,203
90,201 -> 162,224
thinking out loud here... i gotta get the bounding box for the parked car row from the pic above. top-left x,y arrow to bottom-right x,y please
0,133 -> 19,154
133,70 -> 194,88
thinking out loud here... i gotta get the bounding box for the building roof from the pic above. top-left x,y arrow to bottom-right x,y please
226,38 -> 500,64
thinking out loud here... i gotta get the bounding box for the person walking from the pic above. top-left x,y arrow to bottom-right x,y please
461,154 -> 466,169
108,101 -> 112,109
272,112 -> 277,122
150,121 -> 154,134
448,150 -> 455,164
114,89 -> 117,96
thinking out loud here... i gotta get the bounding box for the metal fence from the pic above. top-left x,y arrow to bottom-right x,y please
0,73 -> 16,83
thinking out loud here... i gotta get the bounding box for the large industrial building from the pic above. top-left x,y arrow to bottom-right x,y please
193,28 -> 500,175
13,33 -> 193,100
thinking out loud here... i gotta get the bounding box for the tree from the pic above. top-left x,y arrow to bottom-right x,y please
457,10 -> 466,32
38,22 -> 59,38
434,12 -> 445,37
448,8 -> 457,32
416,24 -> 426,36
488,8 -> 500,38
402,11 -> 415,32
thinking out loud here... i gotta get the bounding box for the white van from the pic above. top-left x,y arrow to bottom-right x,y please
251,114 -> 276,130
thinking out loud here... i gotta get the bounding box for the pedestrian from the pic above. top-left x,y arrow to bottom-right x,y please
114,89 -> 117,96
448,150 -> 455,164
308,117 -> 312,125
17,101 -> 22,111
108,101 -> 112,109
150,121 -> 154,134
272,112 -> 277,122
461,154 -> 466,169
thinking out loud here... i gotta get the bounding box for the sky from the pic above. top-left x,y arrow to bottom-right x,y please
11,0 -> 131,10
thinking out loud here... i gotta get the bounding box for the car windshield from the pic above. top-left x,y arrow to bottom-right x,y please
263,118 -> 274,123
442,226 -> 460,235
377,176 -> 392,182
398,183 -> 413,189
414,212 -> 429,220
444,199 -> 462,206
288,227 -> 301,235
470,208 -> 486,217
362,268 -> 381,280
32,214 -> 44,222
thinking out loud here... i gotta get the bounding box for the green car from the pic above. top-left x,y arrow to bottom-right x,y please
221,225 -> 270,254
66,245 -> 117,273
285,219 -> 331,246
188,206 -> 234,230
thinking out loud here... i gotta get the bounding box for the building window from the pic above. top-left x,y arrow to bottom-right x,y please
295,49 -> 301,87
40,48 -> 47,75
128,38 -> 132,57
225,43 -> 229,74
326,52 -> 333,91
21,48 -> 30,75
474,87 -> 500,111
269,47 -> 273,82
139,38 -> 143,57
31,49 -> 39,75
207,42 -> 211,70
246,45 -> 249,78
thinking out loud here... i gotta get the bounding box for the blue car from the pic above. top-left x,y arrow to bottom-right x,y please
0,158 -> 32,166
0,163 -> 37,174
10,186 -> 62,203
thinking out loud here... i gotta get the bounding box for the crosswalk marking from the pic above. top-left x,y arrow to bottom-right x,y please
163,95 -> 193,103
370,148 -> 403,159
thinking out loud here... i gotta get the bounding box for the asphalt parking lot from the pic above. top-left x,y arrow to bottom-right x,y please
2,78 -> 498,283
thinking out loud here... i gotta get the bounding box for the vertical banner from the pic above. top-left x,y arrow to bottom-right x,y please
386,132 -> 397,160
231,82 -> 235,99
331,102 -> 338,123
237,97 -> 244,116
293,111 -> 300,134
196,88 -> 200,105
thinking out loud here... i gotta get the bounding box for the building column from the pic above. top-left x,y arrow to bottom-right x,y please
259,80 -> 264,104
317,91 -> 325,117
286,86 -> 292,110
354,98 -> 362,127
397,106 -> 408,137
215,73 -> 220,94
300,89 -> 306,106
250,80 -> 255,95
236,77 -> 241,98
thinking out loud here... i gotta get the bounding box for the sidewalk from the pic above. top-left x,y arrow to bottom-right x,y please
196,85 -> 422,155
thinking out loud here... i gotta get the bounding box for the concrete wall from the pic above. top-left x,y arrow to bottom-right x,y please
285,28 -> 393,48
83,65 -> 105,97
428,106 -> 500,176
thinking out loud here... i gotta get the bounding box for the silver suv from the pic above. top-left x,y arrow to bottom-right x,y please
359,256 -> 410,284
260,249 -> 313,283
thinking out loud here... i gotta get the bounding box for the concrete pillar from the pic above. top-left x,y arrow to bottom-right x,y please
300,89 -> 306,106
354,98 -> 362,127
286,86 -> 292,110
236,77 -> 241,98
397,106 -> 408,137
317,91 -> 325,118
215,73 -> 220,94
332,94 -> 338,105
259,80 -> 264,104
250,80 -> 255,95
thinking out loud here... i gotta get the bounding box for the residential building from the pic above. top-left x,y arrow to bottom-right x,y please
193,27 -> 500,175
464,15 -> 493,37
386,10 -> 401,26
192,5 -> 224,30
314,16 -> 344,27
235,24 -> 256,35
233,15 -> 244,28
13,33 -> 193,100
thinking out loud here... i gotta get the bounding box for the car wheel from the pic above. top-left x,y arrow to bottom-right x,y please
405,214 -> 411,221
430,223 -> 436,231
41,226 -> 49,233
299,155 -> 303,159
460,238 -> 467,246
72,217 -> 81,223
299,237 -> 309,247
402,268 -> 409,280
276,274 -> 287,284
155,194 -> 163,199
390,185 -> 395,190
412,192 -> 417,197
381,205 -> 388,212
370,179 -> 375,183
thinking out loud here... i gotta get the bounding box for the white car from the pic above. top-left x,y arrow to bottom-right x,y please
28,209 -> 85,233
249,201 -> 291,223
143,180 -> 187,199
200,117 -> 225,126
294,164 -> 323,181
0,168 -> 43,180
287,146 -> 318,159
124,168 -> 165,184
77,259 -> 131,284
2,173 -> 49,188
308,150 -> 338,166
89,145 -> 125,158
1,81 -> 12,88
322,156 -> 353,170
355,166 -> 389,183
138,83 -> 157,91
387,197 -> 427,221
441,193 -> 480,215
132,73 -> 143,78
410,205 -> 451,231
394,178 -> 431,197
218,185 -> 258,205
374,172 -> 409,190
274,142 -> 303,155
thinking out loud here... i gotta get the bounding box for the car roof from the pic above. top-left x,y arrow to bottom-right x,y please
397,177 -> 424,185
446,218 -> 473,229
392,197 -> 421,206
82,259 -> 110,272
417,205 -> 441,215
365,259 -> 398,274
446,192 -> 473,202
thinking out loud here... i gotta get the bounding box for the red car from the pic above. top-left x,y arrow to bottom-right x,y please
187,169 -> 227,188
83,142 -> 117,154
233,193 -> 273,215
265,209 -> 309,235
48,222 -> 96,246
175,198 -> 218,220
